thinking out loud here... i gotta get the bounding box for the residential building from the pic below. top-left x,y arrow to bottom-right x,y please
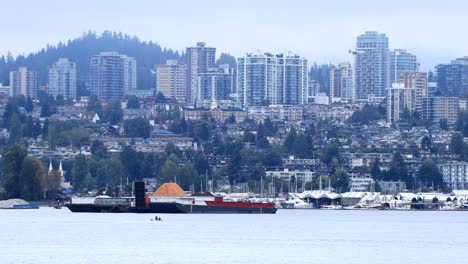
399,72 -> 428,113
422,96 -> 459,126
308,80 -> 320,97
349,174 -> 375,192
389,49 -> 419,85
156,60 -> 186,103
265,169 -> 314,183
122,55 -> 137,94
198,66 -> 232,103
247,105 -> 304,122
48,58 -> 77,99
186,42 -> 216,104
9,67 -> 38,99
438,161 -> 468,190
237,52 -> 308,108
89,52 -> 136,101
354,31 -> 389,100
386,83 -> 416,124
436,56 -> 468,96
0,83 -> 10,97
182,107 -> 246,123
330,62 -> 353,99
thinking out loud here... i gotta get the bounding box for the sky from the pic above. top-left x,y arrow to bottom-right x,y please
2,0 -> 468,70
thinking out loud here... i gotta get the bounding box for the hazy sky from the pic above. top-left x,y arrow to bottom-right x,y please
2,0 -> 468,70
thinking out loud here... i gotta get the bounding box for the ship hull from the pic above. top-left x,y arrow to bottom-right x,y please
65,204 -> 130,213
129,202 -> 277,214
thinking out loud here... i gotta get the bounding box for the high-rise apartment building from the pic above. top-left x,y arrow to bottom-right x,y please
399,72 -> 428,113
386,83 -> 416,124
237,52 -> 308,108
89,52 -> 136,101
156,60 -> 186,103
389,49 -> 419,85
122,56 -> 137,94
436,57 -> 468,96
330,62 -> 353,98
354,31 -> 389,100
48,58 -> 77,99
9,67 -> 38,99
186,42 -> 216,104
198,66 -> 233,103
422,96 -> 459,126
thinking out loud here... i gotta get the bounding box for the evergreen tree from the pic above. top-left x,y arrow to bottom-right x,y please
126,95 -> 140,109
72,154 -> 88,191
19,157 -> 46,200
2,145 -> 28,198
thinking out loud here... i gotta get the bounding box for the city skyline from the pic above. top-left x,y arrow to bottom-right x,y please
2,0 -> 468,71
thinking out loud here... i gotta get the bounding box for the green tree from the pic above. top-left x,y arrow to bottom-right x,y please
160,160 -> 178,183
105,99 -> 123,124
45,169 -> 63,199
87,96 -> 102,113
91,140 -> 108,159
194,120 -> 211,141
18,157 -> 46,200
155,92 -> 166,103
69,128 -> 90,148
451,133 -> 466,159
105,157 -> 126,194
330,170 -> 349,193
123,117 -> 151,138
25,97 -> 34,112
119,145 -> 141,181
283,127 -> 297,154
72,154 -> 88,191
439,119 -> 449,131
2,145 -> 28,198
320,142 -> 340,165
8,113 -> 22,144
418,159 -> 443,190
177,164 -> 199,190
126,95 -> 140,109
385,152 -> 410,186
370,157 -> 381,179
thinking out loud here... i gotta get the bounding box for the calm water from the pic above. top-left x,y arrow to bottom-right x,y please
0,208 -> 466,264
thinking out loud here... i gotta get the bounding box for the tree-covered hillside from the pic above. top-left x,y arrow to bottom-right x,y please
0,31 -> 183,95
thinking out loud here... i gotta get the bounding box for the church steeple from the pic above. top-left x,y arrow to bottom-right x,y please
48,159 -> 53,173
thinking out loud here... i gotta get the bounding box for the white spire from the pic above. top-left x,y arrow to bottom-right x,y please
319,176 -> 322,191
48,159 -> 53,173
59,160 -> 63,173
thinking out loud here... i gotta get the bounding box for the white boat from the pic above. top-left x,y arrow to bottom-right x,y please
321,204 -> 343,210
281,197 -> 314,209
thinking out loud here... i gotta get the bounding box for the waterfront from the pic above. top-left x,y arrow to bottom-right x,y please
0,209 -> 467,264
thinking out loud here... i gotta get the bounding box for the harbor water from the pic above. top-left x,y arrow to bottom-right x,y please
0,208 -> 466,264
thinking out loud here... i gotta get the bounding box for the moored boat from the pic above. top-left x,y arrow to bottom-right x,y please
65,196 -> 132,213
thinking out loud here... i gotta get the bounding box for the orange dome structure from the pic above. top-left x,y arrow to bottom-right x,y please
152,183 -> 187,197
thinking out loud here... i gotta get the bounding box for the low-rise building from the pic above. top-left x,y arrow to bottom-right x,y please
438,161 -> 468,190
265,168 -> 315,183
247,105 -> 304,122
349,173 -> 375,192
182,107 -> 246,123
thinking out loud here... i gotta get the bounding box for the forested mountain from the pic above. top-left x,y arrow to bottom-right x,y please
216,53 -> 237,68
0,31 -> 183,95
310,63 -> 331,95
